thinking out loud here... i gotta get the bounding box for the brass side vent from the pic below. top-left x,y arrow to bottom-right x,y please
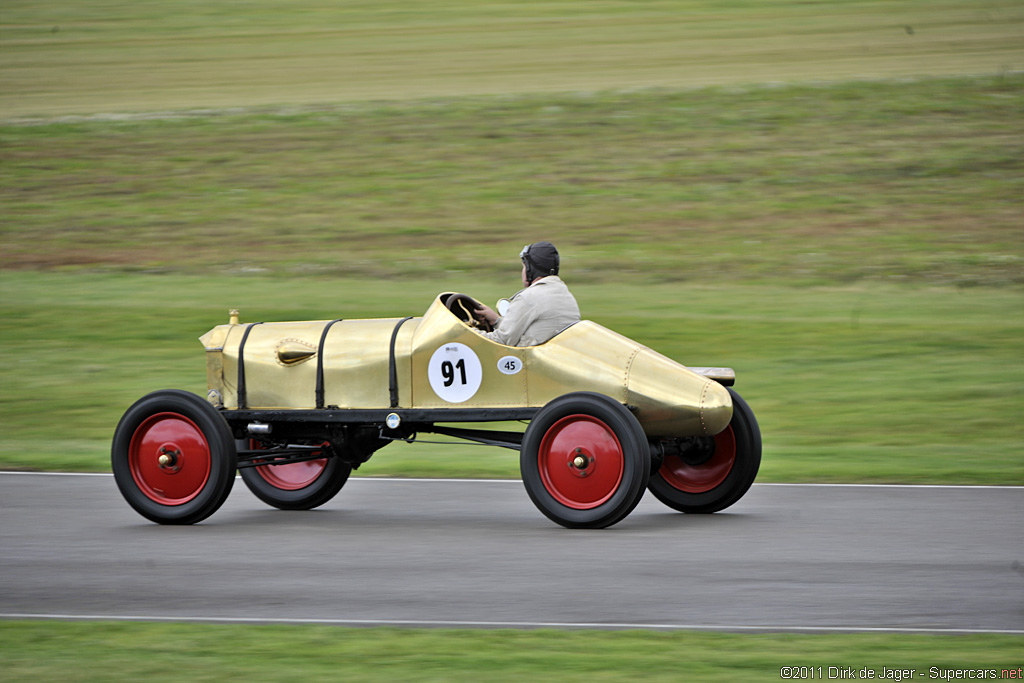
276,339 -> 317,366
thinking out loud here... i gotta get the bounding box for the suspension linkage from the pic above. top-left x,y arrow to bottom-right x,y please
236,444 -> 334,469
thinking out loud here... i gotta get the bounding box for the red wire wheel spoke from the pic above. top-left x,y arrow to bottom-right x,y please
128,412 -> 212,505
659,426 -> 737,494
255,447 -> 328,491
538,415 -> 625,510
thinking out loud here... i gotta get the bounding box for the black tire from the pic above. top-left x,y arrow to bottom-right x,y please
648,387 -> 761,514
239,441 -> 352,511
111,390 -> 237,525
521,392 -> 650,529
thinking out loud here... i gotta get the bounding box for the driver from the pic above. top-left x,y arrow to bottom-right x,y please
473,241 -> 581,346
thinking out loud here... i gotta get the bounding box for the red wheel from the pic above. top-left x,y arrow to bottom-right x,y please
648,387 -> 760,514
112,390 -> 236,525
128,412 -> 211,505
657,426 -> 736,494
521,392 -> 649,529
537,415 -> 624,509
240,440 -> 351,511
254,458 -> 328,491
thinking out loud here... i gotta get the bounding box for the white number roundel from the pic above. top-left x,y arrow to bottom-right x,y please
428,343 -> 483,403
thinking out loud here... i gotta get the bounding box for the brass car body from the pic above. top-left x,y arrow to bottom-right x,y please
200,293 -> 734,438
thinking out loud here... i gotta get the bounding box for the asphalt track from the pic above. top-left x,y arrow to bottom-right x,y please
1,472 -> 1021,634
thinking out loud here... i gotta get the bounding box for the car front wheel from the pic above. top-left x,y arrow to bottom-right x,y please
111,390 -> 236,524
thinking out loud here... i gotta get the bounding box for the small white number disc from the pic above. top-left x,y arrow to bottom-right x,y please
428,343 -> 483,403
497,356 -> 522,375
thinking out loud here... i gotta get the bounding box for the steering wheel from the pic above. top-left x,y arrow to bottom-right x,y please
445,293 -> 492,332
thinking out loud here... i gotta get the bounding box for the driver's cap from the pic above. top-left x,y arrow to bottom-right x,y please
520,241 -> 559,277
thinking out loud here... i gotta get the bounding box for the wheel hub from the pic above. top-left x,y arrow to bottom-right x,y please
658,427 -> 737,494
157,446 -> 182,473
680,436 -> 716,466
569,447 -> 595,477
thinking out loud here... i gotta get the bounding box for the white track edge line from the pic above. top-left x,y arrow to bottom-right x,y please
1,613 -> 1021,635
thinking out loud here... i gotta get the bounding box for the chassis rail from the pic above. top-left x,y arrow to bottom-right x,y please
222,407 -> 540,425
222,407 -> 537,467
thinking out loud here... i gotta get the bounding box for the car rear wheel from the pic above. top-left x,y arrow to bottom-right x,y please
521,392 -> 650,529
111,390 -> 236,524
648,387 -> 761,513
240,441 -> 352,510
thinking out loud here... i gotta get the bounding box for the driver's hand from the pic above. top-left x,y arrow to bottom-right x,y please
474,303 -> 498,326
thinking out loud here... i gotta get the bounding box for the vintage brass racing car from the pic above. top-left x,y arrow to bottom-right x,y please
112,292 -> 761,528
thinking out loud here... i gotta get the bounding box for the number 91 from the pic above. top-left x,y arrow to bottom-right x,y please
441,359 -> 467,387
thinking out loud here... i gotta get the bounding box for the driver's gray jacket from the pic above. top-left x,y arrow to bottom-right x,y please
480,276 -> 581,347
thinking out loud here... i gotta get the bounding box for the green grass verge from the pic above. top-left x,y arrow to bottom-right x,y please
1,271 -> 1021,483
1,621 -> 1021,682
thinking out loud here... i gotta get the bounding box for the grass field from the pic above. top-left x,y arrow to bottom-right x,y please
3,76 -> 1022,286
1,75 -> 1021,482
1,0 -> 1022,676
2,0 -> 1021,119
